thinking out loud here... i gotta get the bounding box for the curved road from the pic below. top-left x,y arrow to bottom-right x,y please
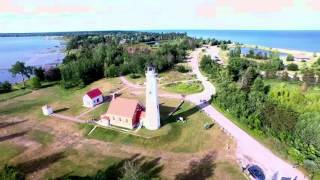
186,47 -> 306,180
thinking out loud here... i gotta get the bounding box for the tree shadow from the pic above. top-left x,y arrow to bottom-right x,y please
41,82 -> 58,89
53,108 -> 69,113
60,154 -> 163,180
16,151 -> 65,174
168,99 -> 212,125
0,120 -> 28,129
0,131 -> 29,142
175,151 -> 217,180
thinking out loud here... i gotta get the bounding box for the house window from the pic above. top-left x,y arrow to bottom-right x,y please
97,98 -> 100,103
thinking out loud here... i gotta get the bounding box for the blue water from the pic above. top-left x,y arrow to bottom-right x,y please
0,36 -> 65,83
152,30 -> 320,53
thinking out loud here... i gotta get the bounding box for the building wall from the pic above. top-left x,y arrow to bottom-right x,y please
108,114 -> 134,129
83,95 -> 103,108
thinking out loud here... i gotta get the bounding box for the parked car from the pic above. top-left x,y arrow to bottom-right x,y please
247,165 -> 265,180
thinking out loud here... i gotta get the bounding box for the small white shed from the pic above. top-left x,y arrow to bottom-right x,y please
83,88 -> 103,108
42,105 -> 53,116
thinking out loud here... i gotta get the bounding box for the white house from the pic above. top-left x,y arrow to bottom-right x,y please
42,105 -> 53,116
83,88 -> 103,108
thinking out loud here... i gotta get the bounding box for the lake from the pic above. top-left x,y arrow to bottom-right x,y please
151,30 -> 320,53
0,36 -> 65,83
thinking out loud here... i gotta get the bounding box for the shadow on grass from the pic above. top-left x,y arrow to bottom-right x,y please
166,99 -> 212,125
175,151 -> 217,180
0,131 -> 29,142
60,154 -> 163,180
0,120 -> 28,129
16,151 -> 65,174
53,108 -> 69,113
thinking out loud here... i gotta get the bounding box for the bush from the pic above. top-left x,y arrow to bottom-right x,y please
28,77 -> 41,89
45,67 -> 61,81
0,165 -> 25,180
129,74 -> 141,79
303,160 -> 319,174
176,65 -> 189,73
0,81 -> 12,93
286,54 -> 294,61
287,63 -> 299,71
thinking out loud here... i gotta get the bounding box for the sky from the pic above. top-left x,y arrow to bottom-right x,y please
0,0 -> 320,33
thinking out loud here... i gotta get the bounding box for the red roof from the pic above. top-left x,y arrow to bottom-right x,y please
86,88 -> 102,99
106,98 -> 140,119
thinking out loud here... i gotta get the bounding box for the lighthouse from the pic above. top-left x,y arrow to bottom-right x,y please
144,65 -> 161,130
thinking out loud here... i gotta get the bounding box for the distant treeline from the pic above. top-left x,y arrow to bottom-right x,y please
0,31 -> 186,37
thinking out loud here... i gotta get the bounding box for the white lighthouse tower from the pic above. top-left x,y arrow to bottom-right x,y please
144,65 -> 161,130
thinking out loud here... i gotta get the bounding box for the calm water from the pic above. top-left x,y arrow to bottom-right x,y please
0,36 -> 65,83
152,30 -> 320,52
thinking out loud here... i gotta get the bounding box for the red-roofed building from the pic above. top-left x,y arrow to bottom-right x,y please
83,88 -> 103,108
100,97 -> 145,129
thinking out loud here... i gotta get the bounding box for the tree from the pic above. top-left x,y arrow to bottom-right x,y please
34,67 -> 45,81
0,81 -> 12,93
287,63 -> 299,71
0,165 -> 25,180
295,112 -> 320,150
286,54 -> 294,61
302,69 -> 316,85
45,67 -> 61,81
28,77 -> 41,89
280,71 -> 290,81
9,61 -> 32,87
240,66 -> 258,91
120,161 -> 147,180
104,64 -> 118,77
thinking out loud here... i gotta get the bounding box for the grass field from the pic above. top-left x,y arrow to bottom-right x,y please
163,81 -> 203,95
44,148 -> 122,179
0,78 -> 121,119
28,130 -> 54,146
0,142 -> 25,167
81,102 -> 227,153
0,89 -> 32,102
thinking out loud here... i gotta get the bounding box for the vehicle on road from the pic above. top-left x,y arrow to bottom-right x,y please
247,165 -> 266,180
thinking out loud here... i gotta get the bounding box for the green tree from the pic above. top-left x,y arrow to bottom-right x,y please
295,112 -> 320,150
286,54 -> 294,61
28,77 -> 41,89
9,61 -> 32,87
287,63 -> 299,71
0,165 -> 25,180
104,64 -> 118,78
34,67 -> 45,81
0,81 -> 12,93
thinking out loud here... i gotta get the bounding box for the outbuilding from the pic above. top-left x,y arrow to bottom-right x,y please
83,88 -> 103,108
100,97 -> 144,129
42,105 -> 53,116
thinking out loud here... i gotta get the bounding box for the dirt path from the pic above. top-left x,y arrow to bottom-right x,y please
186,46 -> 306,179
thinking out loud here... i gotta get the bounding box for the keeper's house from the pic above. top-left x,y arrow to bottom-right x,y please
100,97 -> 145,129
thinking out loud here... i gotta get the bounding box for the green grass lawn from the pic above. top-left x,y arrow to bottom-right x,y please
0,78 -> 119,119
0,142 -> 25,167
0,89 -> 32,102
44,148 -> 122,179
28,130 -> 54,146
215,162 -> 247,180
163,81 -> 203,95
80,102 -> 220,153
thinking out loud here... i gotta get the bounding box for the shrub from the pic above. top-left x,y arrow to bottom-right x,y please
176,65 -> 189,73
28,77 -> 41,89
0,165 -> 25,180
287,63 -> 299,71
0,81 -> 12,93
129,74 -> 141,79
286,54 -> 294,61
